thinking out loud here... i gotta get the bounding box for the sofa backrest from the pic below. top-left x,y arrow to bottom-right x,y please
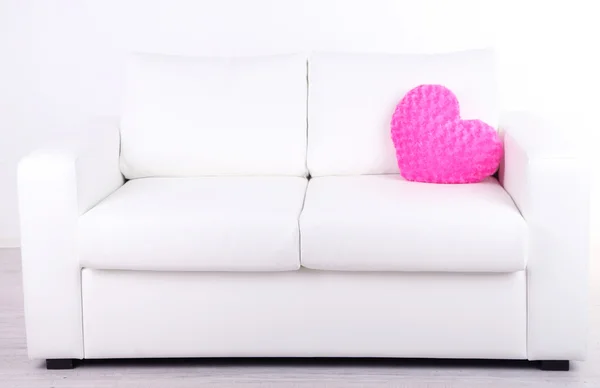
120,53 -> 308,178
120,49 -> 497,179
307,49 -> 498,176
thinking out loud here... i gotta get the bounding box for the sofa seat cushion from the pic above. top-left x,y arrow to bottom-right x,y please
300,175 -> 527,272
79,177 -> 307,271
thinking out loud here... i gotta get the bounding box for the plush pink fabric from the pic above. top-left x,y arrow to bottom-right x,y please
390,84 -> 502,184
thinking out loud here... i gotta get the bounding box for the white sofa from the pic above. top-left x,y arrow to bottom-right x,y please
18,49 -> 589,371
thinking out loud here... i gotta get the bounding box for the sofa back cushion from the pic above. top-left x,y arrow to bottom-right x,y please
120,53 -> 307,178
307,49 -> 498,177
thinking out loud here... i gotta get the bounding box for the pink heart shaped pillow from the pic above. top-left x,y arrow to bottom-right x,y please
390,84 -> 502,184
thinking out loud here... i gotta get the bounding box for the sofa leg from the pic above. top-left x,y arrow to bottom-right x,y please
539,360 -> 569,371
46,359 -> 75,370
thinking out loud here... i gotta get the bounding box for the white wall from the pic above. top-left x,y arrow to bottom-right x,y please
1,0 -> 599,246
0,0 -> 124,245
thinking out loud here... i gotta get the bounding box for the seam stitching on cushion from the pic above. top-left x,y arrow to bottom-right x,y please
305,59 -> 310,178
297,181 -> 309,269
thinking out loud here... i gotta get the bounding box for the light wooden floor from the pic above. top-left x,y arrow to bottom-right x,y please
1,248 -> 599,388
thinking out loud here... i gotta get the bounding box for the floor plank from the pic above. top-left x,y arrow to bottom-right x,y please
1,247 -> 599,388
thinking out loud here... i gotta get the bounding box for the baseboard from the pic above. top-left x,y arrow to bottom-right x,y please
0,238 -> 20,248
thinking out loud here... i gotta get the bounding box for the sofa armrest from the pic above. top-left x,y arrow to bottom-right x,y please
499,111 -> 590,360
18,117 -> 124,359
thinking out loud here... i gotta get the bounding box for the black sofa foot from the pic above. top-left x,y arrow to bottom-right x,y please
539,360 -> 569,371
46,359 -> 75,370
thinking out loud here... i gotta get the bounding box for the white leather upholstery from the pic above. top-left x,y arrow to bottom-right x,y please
17,46 -> 588,362
500,111 -> 590,360
17,118 -> 123,359
307,49 -> 498,176
82,269 -> 526,359
79,177 -> 307,271
120,53 -> 308,178
300,175 -> 527,272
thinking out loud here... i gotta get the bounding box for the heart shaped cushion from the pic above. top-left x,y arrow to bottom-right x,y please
390,84 -> 502,184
